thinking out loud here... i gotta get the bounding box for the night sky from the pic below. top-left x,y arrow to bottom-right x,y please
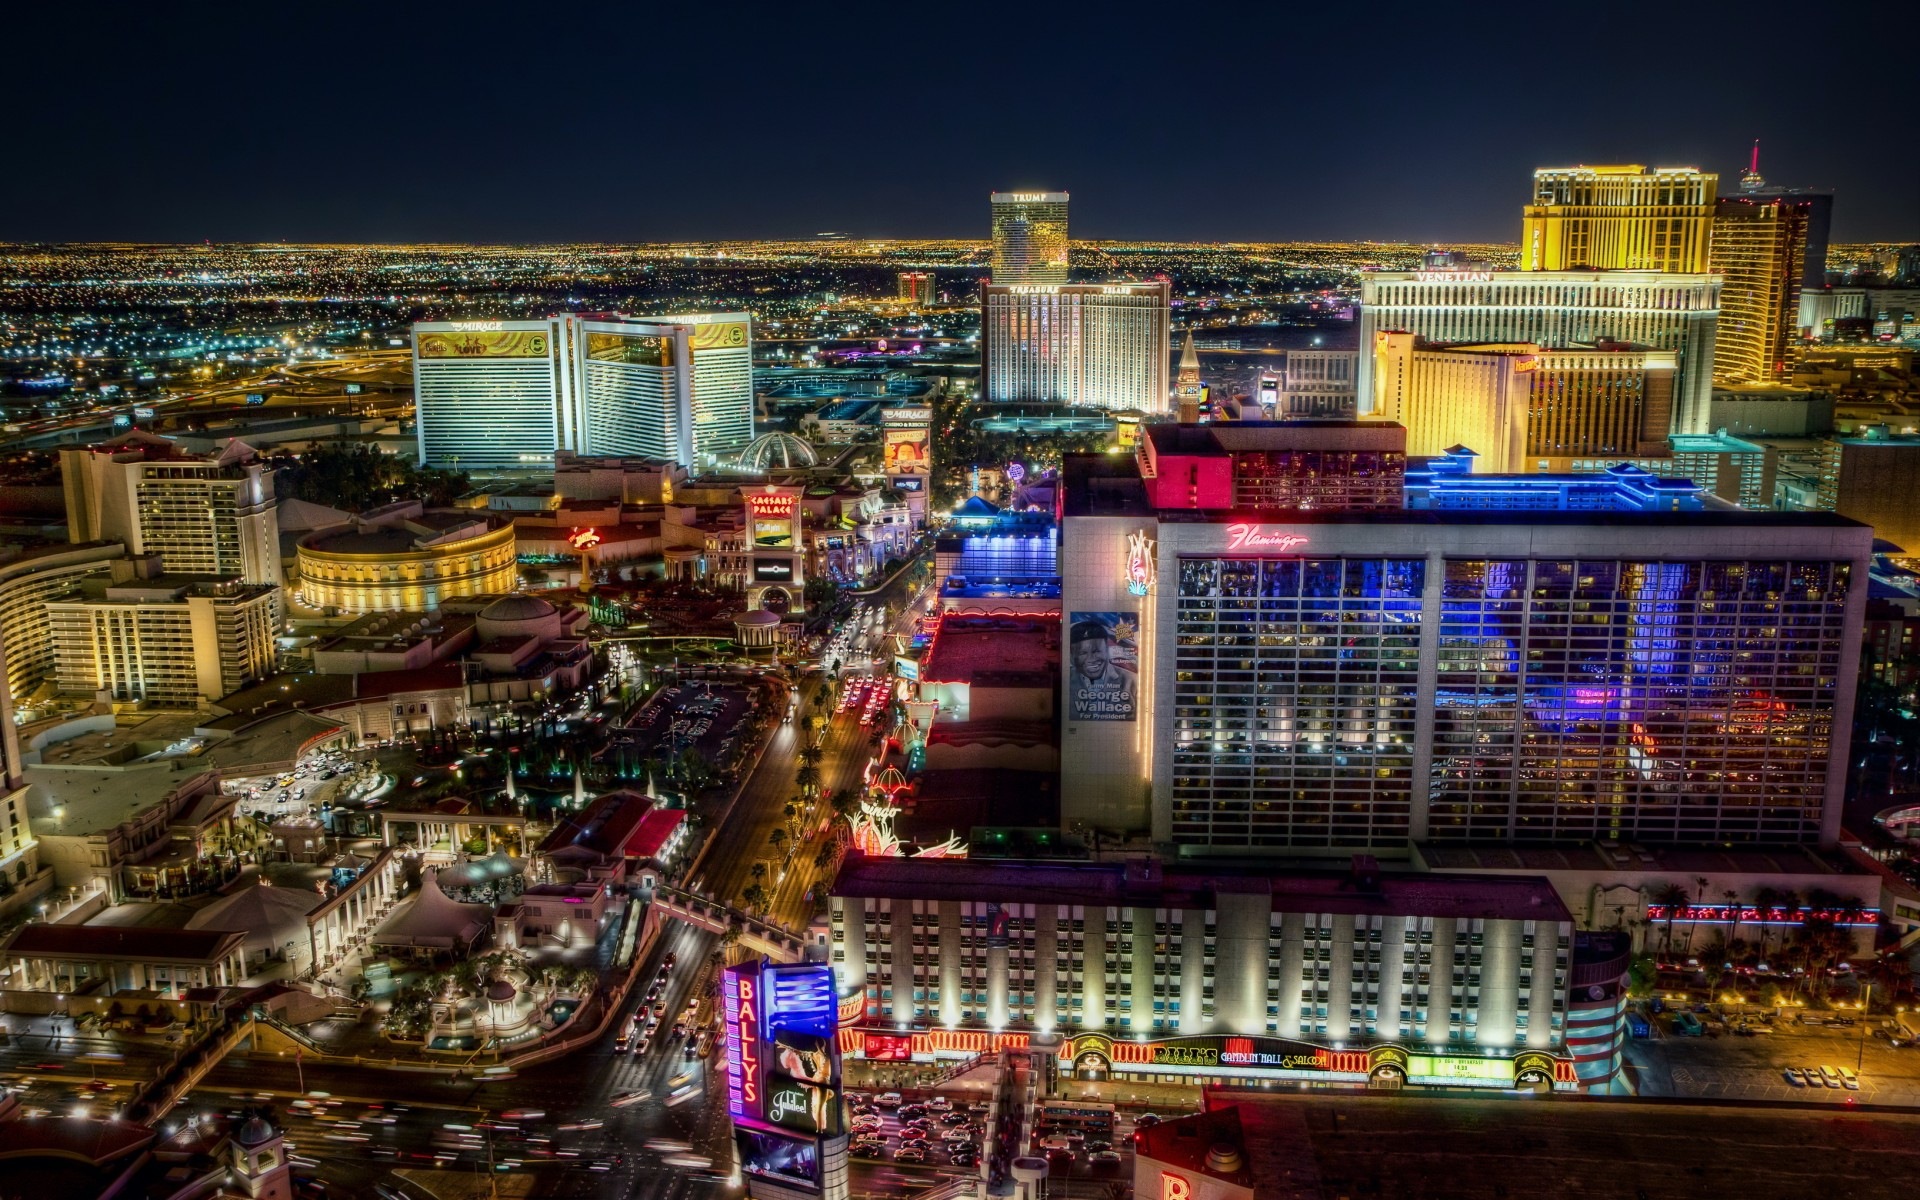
10,1 -> 1911,245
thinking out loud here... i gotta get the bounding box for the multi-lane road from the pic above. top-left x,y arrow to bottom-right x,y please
138,570 -> 936,1198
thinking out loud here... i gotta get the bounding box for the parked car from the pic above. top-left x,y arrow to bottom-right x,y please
1782,1067 -> 1806,1087
1837,1066 -> 1861,1090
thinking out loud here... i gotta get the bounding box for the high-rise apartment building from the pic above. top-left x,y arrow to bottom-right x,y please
990,192 -> 1069,285
1355,271 -> 1720,439
1521,165 -> 1717,273
1059,436 -> 1867,853
896,271 -> 935,305
982,282 -> 1170,411
1370,335 -> 1676,473
47,561 -> 278,707
60,434 -> 282,592
414,312 -> 754,472
1711,195 -> 1812,385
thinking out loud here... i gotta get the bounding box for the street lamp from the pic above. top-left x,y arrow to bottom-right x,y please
1858,982 -> 1874,1072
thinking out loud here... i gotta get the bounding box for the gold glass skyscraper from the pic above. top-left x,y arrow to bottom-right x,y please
989,191 -> 1069,284
1710,195 -> 1812,384
1521,165 -> 1717,273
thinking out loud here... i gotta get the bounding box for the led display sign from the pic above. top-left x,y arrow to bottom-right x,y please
722,965 -> 761,1120
735,1125 -> 821,1193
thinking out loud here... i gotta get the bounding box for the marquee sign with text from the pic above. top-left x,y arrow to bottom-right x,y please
1644,903 -> 1879,927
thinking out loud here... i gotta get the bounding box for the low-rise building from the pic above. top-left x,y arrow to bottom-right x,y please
295,502 -> 517,613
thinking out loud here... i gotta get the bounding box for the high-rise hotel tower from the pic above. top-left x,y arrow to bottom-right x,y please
1521,165 -> 1717,273
413,312 -> 753,472
983,282 -> 1171,411
990,191 -> 1069,285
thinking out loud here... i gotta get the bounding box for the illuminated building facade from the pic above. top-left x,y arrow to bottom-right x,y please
1521,165 -> 1717,273
831,856 -> 1599,1088
1058,447 -> 1868,853
60,434 -> 283,591
295,511 -> 518,614
983,282 -> 1171,411
413,319 -> 562,470
1356,271 -> 1720,441
1710,196 -> 1812,385
990,191 -> 1069,285
414,312 -> 754,471
47,566 -> 278,707
896,271 -> 935,305
0,542 -> 126,709
1174,331 -> 1204,421
1138,421 -> 1406,512
1369,335 -> 1677,472
1278,349 -> 1358,418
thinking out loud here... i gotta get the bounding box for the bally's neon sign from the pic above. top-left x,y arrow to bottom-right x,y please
1225,525 -> 1308,552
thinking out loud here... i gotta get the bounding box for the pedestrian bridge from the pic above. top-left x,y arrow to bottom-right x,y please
647,884 -> 806,962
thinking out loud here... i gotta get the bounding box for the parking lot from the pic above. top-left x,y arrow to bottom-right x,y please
1628,1011 -> 1920,1106
847,1089 -> 989,1171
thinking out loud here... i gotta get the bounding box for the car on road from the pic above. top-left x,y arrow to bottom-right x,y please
610,1090 -> 651,1108
665,1085 -> 699,1107
1133,1113 -> 1160,1128
1090,1150 -> 1123,1167
875,1092 -> 903,1108
612,1032 -> 632,1054
894,1145 -> 929,1164
668,1071 -> 695,1089
1671,1012 -> 1705,1037
898,1127 -> 929,1141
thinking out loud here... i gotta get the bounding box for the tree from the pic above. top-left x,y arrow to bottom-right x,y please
750,862 -> 767,884
795,763 -> 821,795
768,828 -> 788,855
1653,882 -> 1691,956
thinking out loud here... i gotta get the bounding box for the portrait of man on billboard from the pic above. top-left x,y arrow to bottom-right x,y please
1069,612 -> 1137,722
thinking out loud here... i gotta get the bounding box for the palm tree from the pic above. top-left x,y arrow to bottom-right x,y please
1653,882 -> 1691,956
795,763 -> 821,795
1752,886 -> 1782,962
1722,889 -> 1743,961
768,828 -> 788,855
750,862 -> 767,884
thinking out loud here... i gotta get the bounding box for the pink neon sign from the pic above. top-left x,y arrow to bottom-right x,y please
1225,524 -> 1308,552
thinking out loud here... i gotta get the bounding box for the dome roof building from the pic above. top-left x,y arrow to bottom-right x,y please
739,431 -> 819,471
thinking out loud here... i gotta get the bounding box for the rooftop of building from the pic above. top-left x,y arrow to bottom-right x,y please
299,511 -> 502,555
831,857 -> 1573,923
1415,840 -> 1864,878
540,789 -> 655,860
25,757 -> 212,837
1062,451 -> 1868,530
1143,420 -> 1408,458
0,922 -> 245,962
1136,1108 -> 1255,1191
1207,1087 -> 1920,1200
919,614 -> 1057,684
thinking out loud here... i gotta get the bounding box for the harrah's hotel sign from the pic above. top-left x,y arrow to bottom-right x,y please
1225,524 -> 1308,552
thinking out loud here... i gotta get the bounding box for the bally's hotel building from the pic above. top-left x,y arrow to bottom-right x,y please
413,312 -> 754,472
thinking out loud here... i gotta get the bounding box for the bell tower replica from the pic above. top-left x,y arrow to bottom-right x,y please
229,1107 -> 294,1200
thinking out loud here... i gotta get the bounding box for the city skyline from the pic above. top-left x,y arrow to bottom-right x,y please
6,4 -> 1915,244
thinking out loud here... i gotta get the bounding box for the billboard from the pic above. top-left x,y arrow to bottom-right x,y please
689,321 -> 750,352
586,331 -> 670,365
863,1033 -> 914,1061
760,963 -> 841,1136
883,425 -> 930,476
735,1125 -> 820,1192
754,558 -> 795,582
415,329 -> 550,359
754,521 -> 793,550
1068,612 -> 1137,722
